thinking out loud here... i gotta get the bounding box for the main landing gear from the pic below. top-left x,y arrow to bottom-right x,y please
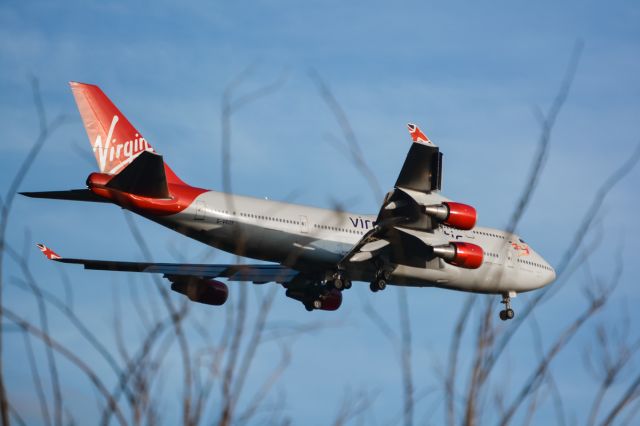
330,272 -> 351,291
499,293 -> 515,321
306,299 -> 323,311
370,269 -> 390,292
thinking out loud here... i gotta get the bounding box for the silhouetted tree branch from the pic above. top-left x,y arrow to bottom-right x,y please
0,77 -> 66,426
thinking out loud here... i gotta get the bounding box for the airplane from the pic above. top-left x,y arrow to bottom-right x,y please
23,82 -> 556,321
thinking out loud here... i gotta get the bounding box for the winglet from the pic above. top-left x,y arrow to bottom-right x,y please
407,123 -> 434,146
36,243 -> 62,261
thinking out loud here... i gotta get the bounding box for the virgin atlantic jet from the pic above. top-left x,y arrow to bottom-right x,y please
23,82 -> 556,320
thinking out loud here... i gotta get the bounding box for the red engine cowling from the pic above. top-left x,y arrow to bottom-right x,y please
285,288 -> 343,311
319,289 -> 342,311
424,202 -> 477,230
171,278 -> 229,306
432,242 -> 484,269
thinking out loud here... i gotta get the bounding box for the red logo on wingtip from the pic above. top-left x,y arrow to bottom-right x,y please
407,123 -> 431,144
36,244 -> 61,260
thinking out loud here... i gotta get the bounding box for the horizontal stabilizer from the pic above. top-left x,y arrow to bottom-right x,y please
106,150 -> 170,198
20,189 -> 110,203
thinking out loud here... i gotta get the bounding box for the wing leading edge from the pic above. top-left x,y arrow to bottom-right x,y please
36,244 -> 299,284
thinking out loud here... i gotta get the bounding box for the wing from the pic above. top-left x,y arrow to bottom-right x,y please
341,123 -> 450,267
395,123 -> 442,193
36,244 -> 299,285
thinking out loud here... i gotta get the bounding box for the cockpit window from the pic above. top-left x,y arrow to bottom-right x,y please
519,238 -> 526,244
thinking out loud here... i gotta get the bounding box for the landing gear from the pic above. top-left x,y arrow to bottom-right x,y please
312,299 -> 323,310
499,293 -> 515,321
334,277 -> 344,290
370,270 -> 390,292
329,272 -> 351,291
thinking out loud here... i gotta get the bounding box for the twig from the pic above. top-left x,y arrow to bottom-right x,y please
2,306 -> 127,426
0,77 -> 66,426
21,330 -> 51,426
309,70 -> 383,203
445,295 -> 476,426
123,211 -> 194,425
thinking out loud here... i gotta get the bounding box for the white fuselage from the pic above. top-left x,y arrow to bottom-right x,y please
148,190 -> 555,295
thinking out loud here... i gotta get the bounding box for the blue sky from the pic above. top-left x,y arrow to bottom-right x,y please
1,0 -> 640,424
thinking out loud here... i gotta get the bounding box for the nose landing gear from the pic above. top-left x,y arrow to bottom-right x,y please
499,292 -> 515,321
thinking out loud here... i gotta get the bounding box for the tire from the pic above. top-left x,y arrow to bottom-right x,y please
344,280 -> 352,290
499,310 -> 507,321
506,309 -> 515,320
369,282 -> 378,293
313,299 -> 322,310
333,278 -> 343,290
377,279 -> 386,291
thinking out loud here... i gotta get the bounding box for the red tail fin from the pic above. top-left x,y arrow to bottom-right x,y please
69,82 -> 185,185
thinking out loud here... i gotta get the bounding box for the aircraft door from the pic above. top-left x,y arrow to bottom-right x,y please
299,215 -> 309,233
194,200 -> 206,220
505,241 -> 515,269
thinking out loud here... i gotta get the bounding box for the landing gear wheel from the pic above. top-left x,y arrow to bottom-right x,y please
370,271 -> 387,292
344,280 -> 352,290
312,299 -> 322,310
305,304 -> 314,312
333,278 -> 344,290
499,293 -> 516,321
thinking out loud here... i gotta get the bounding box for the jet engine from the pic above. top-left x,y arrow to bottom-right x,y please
318,289 -> 342,311
170,278 -> 229,306
423,202 -> 477,230
432,242 -> 483,269
285,288 -> 342,311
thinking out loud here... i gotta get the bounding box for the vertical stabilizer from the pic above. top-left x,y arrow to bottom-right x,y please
69,82 -> 185,185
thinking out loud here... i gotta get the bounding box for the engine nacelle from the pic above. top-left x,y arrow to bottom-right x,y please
423,202 -> 477,230
285,288 -> 342,311
171,278 -> 229,306
319,289 -> 343,311
432,242 -> 483,269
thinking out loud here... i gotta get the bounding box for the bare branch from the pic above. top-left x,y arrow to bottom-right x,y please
332,387 -> 375,426
2,306 -> 127,426
309,70 -> 383,202
499,261 -> 620,425
398,287 -> 414,426
445,295 -> 476,426
6,243 -> 131,402
6,250 -> 63,426
237,342 -> 292,424
505,40 -> 583,235
0,77 -> 66,426
21,330 -> 51,426
123,211 -> 194,425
